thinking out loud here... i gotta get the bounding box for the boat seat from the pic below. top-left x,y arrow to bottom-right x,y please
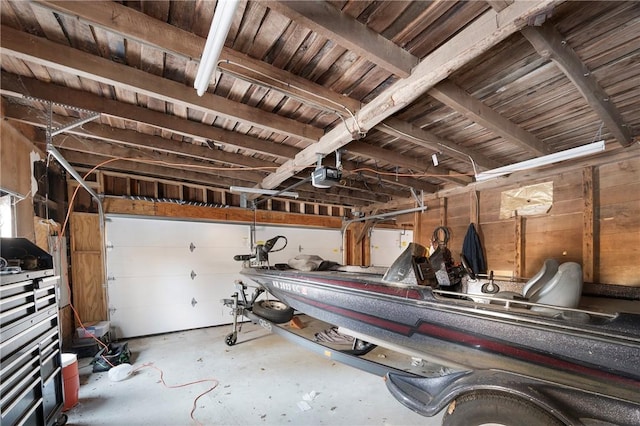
493,260 -> 583,312
529,262 -> 583,311
493,258 -> 558,300
523,258 -> 560,299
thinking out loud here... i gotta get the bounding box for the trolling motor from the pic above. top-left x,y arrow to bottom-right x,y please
233,235 -> 287,265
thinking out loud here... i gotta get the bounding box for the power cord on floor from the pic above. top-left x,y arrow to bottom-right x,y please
131,363 -> 219,426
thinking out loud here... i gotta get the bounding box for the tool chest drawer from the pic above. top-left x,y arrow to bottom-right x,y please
2,238 -> 65,426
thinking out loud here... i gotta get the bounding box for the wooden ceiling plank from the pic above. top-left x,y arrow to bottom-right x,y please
391,0 -> 457,48
376,117 -> 501,170
521,25 -> 635,147
247,8 -> 291,60
260,1 -> 560,191
410,2 -> 489,59
0,73 -> 299,160
268,21 -> 312,69
34,0 -> 361,115
429,80 -> 550,156
29,4 -> 69,46
0,25 -> 321,143
265,0 -> 418,77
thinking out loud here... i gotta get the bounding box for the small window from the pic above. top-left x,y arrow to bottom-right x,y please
0,193 -> 14,237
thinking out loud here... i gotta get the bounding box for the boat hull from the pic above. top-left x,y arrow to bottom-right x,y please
241,267 -> 640,404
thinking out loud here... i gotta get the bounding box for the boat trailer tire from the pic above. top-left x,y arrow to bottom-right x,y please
252,300 -> 295,324
442,392 -> 563,426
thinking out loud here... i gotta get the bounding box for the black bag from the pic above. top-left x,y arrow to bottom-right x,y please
92,342 -> 131,372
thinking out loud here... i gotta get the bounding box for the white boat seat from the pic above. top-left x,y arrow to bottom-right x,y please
529,262 -> 583,311
492,260 -> 583,312
493,258 -> 558,300
522,258 -> 560,299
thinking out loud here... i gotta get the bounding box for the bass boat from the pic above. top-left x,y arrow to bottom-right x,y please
235,236 -> 640,425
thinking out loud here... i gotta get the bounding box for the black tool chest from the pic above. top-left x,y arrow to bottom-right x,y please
1,238 -> 65,426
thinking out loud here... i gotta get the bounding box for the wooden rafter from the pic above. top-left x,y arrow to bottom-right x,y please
0,25 -> 323,143
3,102 -> 274,170
428,80 -> 550,155
1,73 -> 435,195
1,72 -> 298,160
520,25 -> 635,147
5,102 -> 406,203
376,117 -> 502,170
347,141 -> 472,186
264,1 -> 418,77
260,1 -> 560,191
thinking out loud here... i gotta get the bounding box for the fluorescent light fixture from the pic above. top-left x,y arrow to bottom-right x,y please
194,0 -> 240,96
475,140 -> 605,182
229,186 -> 299,198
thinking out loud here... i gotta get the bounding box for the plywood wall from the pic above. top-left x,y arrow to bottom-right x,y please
70,212 -> 106,322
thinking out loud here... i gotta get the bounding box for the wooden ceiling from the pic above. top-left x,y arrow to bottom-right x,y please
1,1 -> 639,209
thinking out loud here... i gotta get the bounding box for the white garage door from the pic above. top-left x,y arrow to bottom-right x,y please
253,225 -> 343,265
105,216 -> 251,338
370,229 -> 414,267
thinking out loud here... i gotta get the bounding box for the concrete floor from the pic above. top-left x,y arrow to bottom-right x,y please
65,321 -> 445,425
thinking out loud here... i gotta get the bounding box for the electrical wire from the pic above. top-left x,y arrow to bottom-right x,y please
131,363 -> 219,426
345,167 -> 475,178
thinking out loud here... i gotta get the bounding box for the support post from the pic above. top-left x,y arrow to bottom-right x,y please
515,215 -> 524,277
582,167 -> 596,283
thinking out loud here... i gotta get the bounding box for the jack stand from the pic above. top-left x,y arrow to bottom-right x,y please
222,280 -> 265,346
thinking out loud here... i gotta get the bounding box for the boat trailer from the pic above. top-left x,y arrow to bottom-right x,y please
221,281 -> 640,426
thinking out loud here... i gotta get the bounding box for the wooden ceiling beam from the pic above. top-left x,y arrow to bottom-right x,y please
46,140 -> 380,206
55,148 -> 265,190
347,141 -> 472,186
520,25 -> 635,147
1,72 -> 299,160
376,117 -> 502,170
428,80 -> 550,155
32,0 -> 361,115
11,103 -> 397,203
260,1 -> 559,190
0,25 -> 322,143
1,72 -> 434,197
2,102 -> 274,171
264,1 -> 418,77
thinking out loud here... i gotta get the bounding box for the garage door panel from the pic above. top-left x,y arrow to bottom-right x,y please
106,216 -> 250,337
107,246 -> 196,277
106,217 -> 194,247
254,226 -> 342,264
110,302 -> 227,338
370,229 -> 413,267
